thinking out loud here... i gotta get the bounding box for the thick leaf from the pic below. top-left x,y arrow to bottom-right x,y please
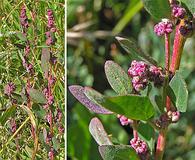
84,87 -> 104,103
116,37 -> 157,65
0,105 -> 16,125
41,48 -> 50,75
141,0 -> 171,19
104,61 -> 132,95
137,122 -> 155,152
68,85 -> 112,114
181,0 -> 195,14
99,145 -> 140,160
29,88 -> 47,104
89,117 -> 113,146
97,95 -> 155,121
169,71 -> 188,112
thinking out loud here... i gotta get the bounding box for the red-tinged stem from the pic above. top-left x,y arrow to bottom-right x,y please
165,33 -> 171,112
155,130 -> 167,160
165,34 -> 170,72
170,21 -> 186,73
155,20 -> 187,160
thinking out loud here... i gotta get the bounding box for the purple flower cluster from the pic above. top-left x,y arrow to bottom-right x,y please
167,110 -> 180,122
172,5 -> 186,19
130,137 -> 148,154
46,9 -> 56,46
128,60 -> 163,92
20,5 -> 29,32
48,148 -> 54,160
4,82 -> 16,96
10,118 -> 17,133
128,60 -> 149,92
117,114 -> 132,126
20,5 -> 34,74
154,19 -> 173,36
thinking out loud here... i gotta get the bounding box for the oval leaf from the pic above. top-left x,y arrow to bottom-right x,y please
169,71 -> 188,112
116,37 -> 157,65
99,145 -> 140,160
41,48 -> 50,76
141,0 -> 171,19
181,0 -> 195,14
29,88 -> 47,104
89,117 -> 113,145
97,95 -> 155,121
68,85 -> 112,114
104,61 -> 132,95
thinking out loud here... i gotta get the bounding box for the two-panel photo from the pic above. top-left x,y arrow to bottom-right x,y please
1,0 -> 195,159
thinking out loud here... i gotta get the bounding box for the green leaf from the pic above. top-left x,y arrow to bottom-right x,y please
89,117 -> 113,146
116,37 -> 157,65
104,61 -> 132,95
41,48 -> 50,75
141,0 -> 171,19
155,95 -> 164,113
137,122 -> 155,152
97,95 -> 155,121
181,0 -> 195,14
52,137 -> 60,151
15,31 -> 27,41
0,105 -> 16,125
29,88 -> 47,104
169,71 -> 188,112
99,145 -> 140,160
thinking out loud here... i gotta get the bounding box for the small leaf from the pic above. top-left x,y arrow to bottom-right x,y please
68,85 -> 112,114
99,145 -> 140,160
169,71 -> 188,112
0,105 -> 16,125
141,0 -> 171,19
52,137 -> 60,151
181,0 -> 195,14
89,117 -> 113,145
97,95 -> 155,121
116,37 -> 157,65
137,122 -> 155,152
41,48 -> 50,75
104,61 -> 132,95
15,31 -> 27,41
29,88 -> 47,104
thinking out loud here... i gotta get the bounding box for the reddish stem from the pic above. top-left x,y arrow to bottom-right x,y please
170,22 -> 186,73
155,131 -> 167,160
165,34 -> 170,71
155,20 -> 186,160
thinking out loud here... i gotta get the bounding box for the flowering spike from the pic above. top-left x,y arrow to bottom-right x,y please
130,137 -> 148,154
154,19 -> 173,36
117,114 -> 132,126
172,5 -> 186,19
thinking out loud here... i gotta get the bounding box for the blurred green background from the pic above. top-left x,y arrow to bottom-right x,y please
67,0 -> 195,159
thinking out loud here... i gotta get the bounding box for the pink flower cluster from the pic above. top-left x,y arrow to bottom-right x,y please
128,60 -> 163,92
171,2 -> 186,19
117,114 -> 132,126
46,9 -> 56,46
130,137 -> 148,154
20,5 -> 29,31
128,60 -> 149,92
4,82 -> 16,96
167,111 -> 180,122
154,19 -> 173,36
